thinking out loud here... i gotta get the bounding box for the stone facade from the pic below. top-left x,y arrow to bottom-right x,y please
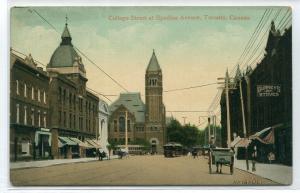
108,51 -> 166,153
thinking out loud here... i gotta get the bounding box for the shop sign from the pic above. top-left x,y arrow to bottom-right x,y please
257,85 -> 281,97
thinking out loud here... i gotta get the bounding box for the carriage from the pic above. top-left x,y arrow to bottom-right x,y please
208,148 -> 234,174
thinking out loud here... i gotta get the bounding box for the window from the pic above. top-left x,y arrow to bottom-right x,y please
24,106 -> 27,125
38,89 -> 41,102
63,89 -> 66,103
113,120 -> 117,132
16,80 -> 19,95
31,109 -> 34,125
149,78 -> 158,86
43,91 -> 46,104
63,111 -> 66,127
127,120 -> 131,132
58,111 -> 61,125
73,115 -> 76,129
16,104 -> 20,123
38,111 -> 41,127
31,87 -> 34,100
69,93 -> 72,107
21,139 -> 30,156
24,83 -> 27,97
119,116 -> 125,132
69,113 -> 72,128
58,87 -> 62,101
43,112 -> 47,127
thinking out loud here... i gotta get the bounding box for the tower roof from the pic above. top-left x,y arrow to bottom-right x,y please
48,22 -> 85,73
146,50 -> 161,72
62,24 -> 71,39
109,92 -> 145,123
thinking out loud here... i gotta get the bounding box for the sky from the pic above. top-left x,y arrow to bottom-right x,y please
10,6 -> 284,128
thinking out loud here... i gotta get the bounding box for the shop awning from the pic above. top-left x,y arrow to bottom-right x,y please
69,137 -> 93,148
86,139 -> 101,148
231,136 -> 251,147
249,127 -> 274,144
58,136 -> 77,146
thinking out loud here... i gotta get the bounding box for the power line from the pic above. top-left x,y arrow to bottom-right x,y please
29,8 -> 129,93
240,9 -> 274,68
11,48 -> 114,102
164,82 -> 218,92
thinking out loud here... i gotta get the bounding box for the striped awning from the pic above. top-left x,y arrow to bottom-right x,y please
69,137 -> 93,148
58,136 -> 77,146
86,139 -> 101,148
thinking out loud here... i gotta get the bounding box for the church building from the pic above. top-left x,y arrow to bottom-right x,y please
108,50 -> 166,153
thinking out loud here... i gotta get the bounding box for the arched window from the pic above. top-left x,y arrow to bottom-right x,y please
119,116 -> 125,132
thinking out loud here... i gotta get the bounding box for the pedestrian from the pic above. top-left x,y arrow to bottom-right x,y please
268,151 -> 275,164
98,149 -> 102,161
252,145 -> 257,172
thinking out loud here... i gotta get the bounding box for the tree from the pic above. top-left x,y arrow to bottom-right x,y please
107,139 -> 120,159
166,118 -> 202,148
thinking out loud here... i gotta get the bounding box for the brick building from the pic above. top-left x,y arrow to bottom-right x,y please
10,53 -> 50,161
47,22 -> 99,159
10,22 -> 100,161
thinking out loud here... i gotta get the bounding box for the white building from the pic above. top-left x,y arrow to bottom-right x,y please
98,99 -> 109,154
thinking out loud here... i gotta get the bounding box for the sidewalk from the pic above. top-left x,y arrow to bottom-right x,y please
234,158 -> 292,185
10,155 -> 119,170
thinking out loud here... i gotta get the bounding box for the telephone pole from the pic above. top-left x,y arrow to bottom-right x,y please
217,69 -> 236,148
239,77 -> 249,170
125,110 -> 128,151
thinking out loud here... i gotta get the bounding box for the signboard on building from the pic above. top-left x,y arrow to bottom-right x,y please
257,85 -> 281,97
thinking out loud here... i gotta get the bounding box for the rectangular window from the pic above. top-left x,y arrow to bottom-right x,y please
58,111 -> 61,125
63,111 -> 66,127
31,87 -> 34,100
38,89 -> 41,102
31,109 -> 34,125
16,104 -> 20,123
73,115 -> 76,129
43,113 -> 47,128
114,120 -> 117,132
16,80 -> 19,95
24,106 -> 27,125
69,114 -> 72,128
43,91 -> 46,104
24,83 -> 27,97
127,120 -> 131,132
38,111 -> 41,127
58,87 -> 62,101
21,142 -> 30,156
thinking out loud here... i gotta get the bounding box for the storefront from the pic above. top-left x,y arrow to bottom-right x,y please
34,128 -> 52,159
58,136 -> 78,159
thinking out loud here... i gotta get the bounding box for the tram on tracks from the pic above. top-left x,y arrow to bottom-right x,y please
163,142 -> 183,157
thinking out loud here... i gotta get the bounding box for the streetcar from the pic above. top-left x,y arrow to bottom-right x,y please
163,142 -> 183,157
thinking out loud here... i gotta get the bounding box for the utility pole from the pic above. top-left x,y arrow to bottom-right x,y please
218,69 -> 236,148
239,78 -> 249,170
208,117 -> 211,145
225,70 -> 231,148
125,110 -> 128,151
182,116 -> 187,125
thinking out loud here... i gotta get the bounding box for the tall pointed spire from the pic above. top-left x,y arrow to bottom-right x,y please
146,49 -> 161,72
61,15 -> 72,45
235,64 -> 242,80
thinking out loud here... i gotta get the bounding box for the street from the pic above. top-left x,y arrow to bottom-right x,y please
10,155 -> 276,186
